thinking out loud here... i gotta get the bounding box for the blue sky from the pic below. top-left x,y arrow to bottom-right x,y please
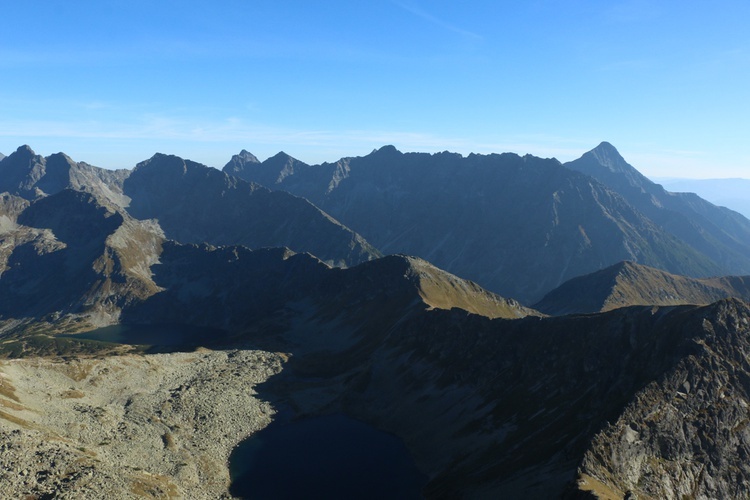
1,1 -> 749,178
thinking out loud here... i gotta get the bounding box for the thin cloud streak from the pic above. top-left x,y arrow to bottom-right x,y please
5,116 -> 742,177
0,115 -> 585,157
392,1 -> 483,40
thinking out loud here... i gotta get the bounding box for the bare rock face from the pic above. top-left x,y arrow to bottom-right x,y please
573,299 -> 750,499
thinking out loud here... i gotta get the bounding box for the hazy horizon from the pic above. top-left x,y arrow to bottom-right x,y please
2,1 -> 749,178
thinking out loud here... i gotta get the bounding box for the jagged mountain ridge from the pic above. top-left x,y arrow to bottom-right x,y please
0,145 -> 130,207
123,153 -> 380,268
0,146 -> 381,269
565,142 -> 750,274
535,260 -> 750,315
224,145 -> 722,303
120,244 -> 540,334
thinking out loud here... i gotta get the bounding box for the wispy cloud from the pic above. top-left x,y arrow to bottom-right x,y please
392,1 -> 483,40
0,112 -> 595,168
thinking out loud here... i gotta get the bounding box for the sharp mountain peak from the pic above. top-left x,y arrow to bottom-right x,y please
237,149 -> 260,163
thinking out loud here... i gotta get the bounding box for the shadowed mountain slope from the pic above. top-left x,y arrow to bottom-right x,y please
120,246 -> 539,332
535,260 -> 750,315
233,288 -> 750,498
124,153 -> 379,268
224,146 -> 720,303
0,189 -> 163,326
0,187 -> 535,338
565,142 -> 750,275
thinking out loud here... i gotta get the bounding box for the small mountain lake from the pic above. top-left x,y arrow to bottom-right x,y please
61,324 -> 228,348
229,413 -> 427,499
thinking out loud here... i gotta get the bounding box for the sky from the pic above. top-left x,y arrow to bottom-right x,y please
1,1 -> 749,178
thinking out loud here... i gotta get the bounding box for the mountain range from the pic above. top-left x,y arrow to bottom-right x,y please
223,142 -> 750,303
1,142 -> 750,498
0,146 -> 379,270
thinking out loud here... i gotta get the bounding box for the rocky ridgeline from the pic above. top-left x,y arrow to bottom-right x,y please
573,299 -> 750,499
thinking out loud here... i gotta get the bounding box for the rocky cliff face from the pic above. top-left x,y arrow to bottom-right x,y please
224,145 -> 720,303
572,299 -> 750,499
535,260 -> 750,315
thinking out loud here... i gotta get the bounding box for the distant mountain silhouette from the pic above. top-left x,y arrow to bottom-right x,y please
224,145 -> 723,303
657,177 -> 750,219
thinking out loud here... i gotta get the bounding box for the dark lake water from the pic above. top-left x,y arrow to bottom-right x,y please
62,324 -> 227,348
229,414 -> 427,499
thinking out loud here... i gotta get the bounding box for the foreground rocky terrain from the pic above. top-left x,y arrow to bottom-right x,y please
0,350 -> 283,499
3,298 -> 750,498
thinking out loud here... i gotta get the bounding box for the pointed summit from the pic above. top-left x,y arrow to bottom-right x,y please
262,151 -> 307,181
586,141 -> 633,174
237,149 -> 260,163
15,144 -> 36,156
565,141 -> 654,191
223,149 -> 261,179
6,144 -> 38,163
370,144 -> 401,157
